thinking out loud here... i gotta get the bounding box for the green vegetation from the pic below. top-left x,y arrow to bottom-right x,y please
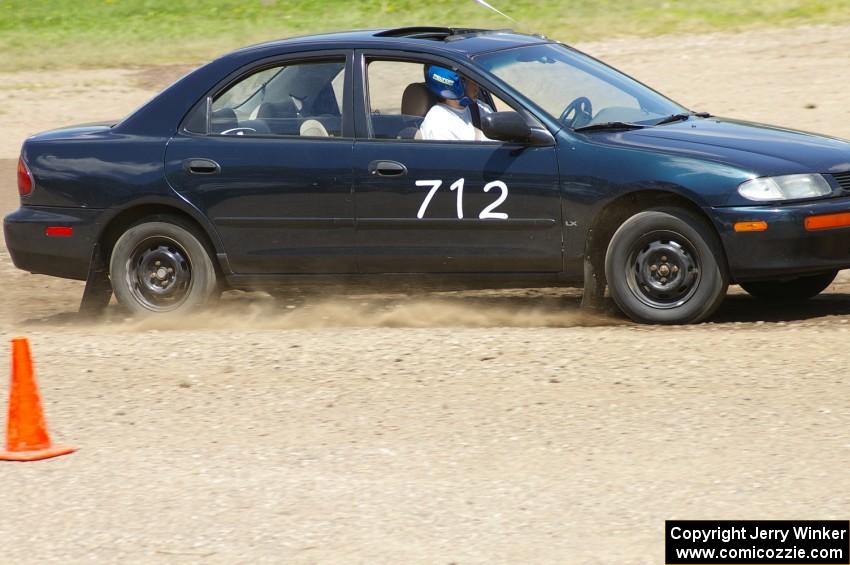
1,0 -> 848,70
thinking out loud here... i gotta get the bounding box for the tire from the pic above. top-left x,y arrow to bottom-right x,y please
740,270 -> 837,301
604,207 -> 729,324
109,216 -> 218,315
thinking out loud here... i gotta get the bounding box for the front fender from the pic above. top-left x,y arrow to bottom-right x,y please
557,137 -> 752,270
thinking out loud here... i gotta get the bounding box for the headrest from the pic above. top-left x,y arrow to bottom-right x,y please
401,82 -> 435,117
257,99 -> 299,119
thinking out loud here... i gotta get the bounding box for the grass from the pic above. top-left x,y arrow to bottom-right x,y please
1,0 -> 849,71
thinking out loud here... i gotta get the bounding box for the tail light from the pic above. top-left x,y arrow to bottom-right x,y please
16,156 -> 33,196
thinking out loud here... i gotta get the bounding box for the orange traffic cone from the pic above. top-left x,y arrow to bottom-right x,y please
0,337 -> 76,461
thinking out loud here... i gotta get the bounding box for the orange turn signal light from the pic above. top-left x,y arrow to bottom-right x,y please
733,221 -> 768,232
804,212 -> 850,231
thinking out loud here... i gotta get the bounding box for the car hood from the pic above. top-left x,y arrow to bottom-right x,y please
596,117 -> 850,175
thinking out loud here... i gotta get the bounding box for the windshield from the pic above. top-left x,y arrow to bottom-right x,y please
476,43 -> 688,129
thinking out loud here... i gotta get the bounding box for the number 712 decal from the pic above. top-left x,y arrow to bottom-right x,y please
416,178 -> 509,220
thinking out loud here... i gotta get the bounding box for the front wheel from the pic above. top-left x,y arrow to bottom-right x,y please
109,217 -> 218,315
739,271 -> 837,301
604,208 -> 729,324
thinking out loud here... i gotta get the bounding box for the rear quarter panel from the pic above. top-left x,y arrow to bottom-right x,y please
22,132 -> 168,209
17,131 -> 227,262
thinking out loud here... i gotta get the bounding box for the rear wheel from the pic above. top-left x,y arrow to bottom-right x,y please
109,217 -> 218,315
740,270 -> 837,301
604,207 -> 729,324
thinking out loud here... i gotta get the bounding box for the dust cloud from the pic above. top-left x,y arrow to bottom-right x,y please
121,290 -> 622,331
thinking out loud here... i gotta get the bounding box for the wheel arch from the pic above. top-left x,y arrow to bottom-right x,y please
97,199 -> 227,275
583,189 -> 728,288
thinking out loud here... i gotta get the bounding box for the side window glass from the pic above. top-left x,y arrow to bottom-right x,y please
366,60 -> 426,140
489,93 -> 517,114
203,59 -> 346,138
366,59 -> 502,143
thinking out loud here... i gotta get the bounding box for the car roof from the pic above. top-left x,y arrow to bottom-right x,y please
231,27 -> 552,59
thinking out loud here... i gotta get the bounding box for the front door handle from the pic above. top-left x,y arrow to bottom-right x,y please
184,158 -> 220,175
368,160 -> 407,177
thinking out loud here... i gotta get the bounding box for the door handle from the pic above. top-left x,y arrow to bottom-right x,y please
183,158 -> 220,175
368,160 -> 407,177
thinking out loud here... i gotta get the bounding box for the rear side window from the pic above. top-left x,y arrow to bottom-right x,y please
186,59 -> 346,138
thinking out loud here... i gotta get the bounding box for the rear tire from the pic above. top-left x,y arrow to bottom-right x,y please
109,216 -> 218,315
604,207 -> 729,324
740,271 -> 837,301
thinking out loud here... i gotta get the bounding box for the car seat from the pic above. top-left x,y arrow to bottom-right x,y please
397,82 -> 435,139
210,108 -> 238,134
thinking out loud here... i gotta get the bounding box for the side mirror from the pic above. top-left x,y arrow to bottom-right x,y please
481,112 -> 553,145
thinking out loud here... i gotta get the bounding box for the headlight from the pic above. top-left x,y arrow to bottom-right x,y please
738,174 -> 832,202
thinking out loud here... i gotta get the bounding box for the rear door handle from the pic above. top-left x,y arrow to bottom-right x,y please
184,158 -> 220,175
368,160 -> 407,177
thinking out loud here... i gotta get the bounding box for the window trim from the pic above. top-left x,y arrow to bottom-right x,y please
179,49 -> 355,141
353,48 -> 555,145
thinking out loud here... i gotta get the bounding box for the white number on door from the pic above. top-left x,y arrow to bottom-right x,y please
479,181 -> 509,220
416,178 -> 508,220
449,178 -> 465,219
415,179 -> 443,219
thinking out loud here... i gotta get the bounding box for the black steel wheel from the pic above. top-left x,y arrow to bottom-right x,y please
605,207 -> 728,324
625,233 -> 701,309
109,217 -> 217,314
740,271 -> 837,301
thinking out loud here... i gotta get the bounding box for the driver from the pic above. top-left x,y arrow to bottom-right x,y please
420,65 -> 493,141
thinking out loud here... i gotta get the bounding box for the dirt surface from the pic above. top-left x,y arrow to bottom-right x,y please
2,26 -> 850,564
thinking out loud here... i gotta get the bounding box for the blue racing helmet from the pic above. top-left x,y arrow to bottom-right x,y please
426,65 -> 466,101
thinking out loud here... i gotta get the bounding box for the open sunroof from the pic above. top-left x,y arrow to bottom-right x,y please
373,27 -> 497,41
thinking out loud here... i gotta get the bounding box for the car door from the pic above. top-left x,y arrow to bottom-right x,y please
165,50 -> 356,274
352,51 -> 563,274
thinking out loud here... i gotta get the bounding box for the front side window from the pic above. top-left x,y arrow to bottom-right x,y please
366,58 -> 515,142
189,58 -> 346,138
476,43 -> 687,129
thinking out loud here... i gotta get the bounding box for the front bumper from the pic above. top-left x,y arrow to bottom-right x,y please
713,196 -> 850,281
4,206 -> 103,280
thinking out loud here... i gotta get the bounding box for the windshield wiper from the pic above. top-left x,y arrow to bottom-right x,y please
573,121 -> 647,132
655,111 -> 712,126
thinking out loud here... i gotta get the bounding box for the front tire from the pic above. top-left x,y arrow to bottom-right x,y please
109,217 -> 218,315
739,270 -> 837,301
604,207 -> 729,324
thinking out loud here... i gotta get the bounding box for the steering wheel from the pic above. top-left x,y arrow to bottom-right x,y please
559,96 -> 593,128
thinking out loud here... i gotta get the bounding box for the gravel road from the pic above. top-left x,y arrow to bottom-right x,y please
1,26 -> 850,565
